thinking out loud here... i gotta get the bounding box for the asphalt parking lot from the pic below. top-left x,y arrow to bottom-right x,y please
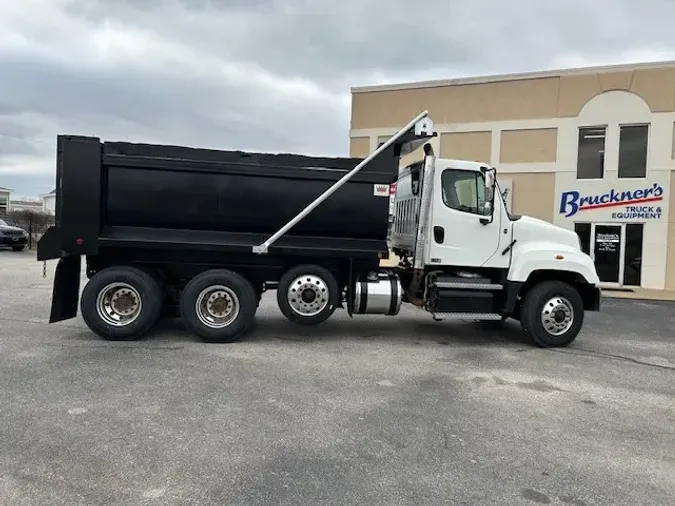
0,250 -> 674,505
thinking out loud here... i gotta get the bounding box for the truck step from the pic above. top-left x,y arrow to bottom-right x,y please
431,312 -> 502,321
435,281 -> 502,290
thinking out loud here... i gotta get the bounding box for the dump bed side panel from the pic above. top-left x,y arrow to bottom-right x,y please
102,143 -> 399,242
104,167 -> 389,240
41,136 -> 404,259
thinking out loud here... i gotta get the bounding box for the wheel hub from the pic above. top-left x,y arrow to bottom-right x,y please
553,309 -> 566,323
540,297 -> 574,336
206,290 -> 234,317
196,285 -> 240,328
111,290 -> 138,316
96,283 -> 143,326
301,288 -> 317,303
287,275 -> 329,317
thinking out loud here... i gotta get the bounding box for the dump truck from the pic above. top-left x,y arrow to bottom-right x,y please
37,111 -> 600,347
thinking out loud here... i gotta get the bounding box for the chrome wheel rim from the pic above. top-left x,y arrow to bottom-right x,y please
540,296 -> 574,336
195,285 -> 240,328
287,275 -> 329,317
96,282 -> 142,327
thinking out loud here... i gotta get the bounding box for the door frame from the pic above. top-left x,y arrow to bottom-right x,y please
589,222 -> 626,288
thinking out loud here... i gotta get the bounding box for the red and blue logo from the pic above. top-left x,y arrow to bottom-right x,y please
559,183 -> 664,218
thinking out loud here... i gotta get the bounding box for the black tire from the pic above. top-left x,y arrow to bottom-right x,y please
179,269 -> 258,343
11,246 -> 25,252
277,264 -> 340,325
146,269 -> 168,305
520,281 -> 584,347
80,266 -> 164,341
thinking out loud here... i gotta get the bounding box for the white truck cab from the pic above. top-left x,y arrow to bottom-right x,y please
391,143 -> 601,347
424,157 -> 599,283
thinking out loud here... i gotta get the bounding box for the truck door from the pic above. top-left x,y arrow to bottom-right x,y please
426,163 -> 508,268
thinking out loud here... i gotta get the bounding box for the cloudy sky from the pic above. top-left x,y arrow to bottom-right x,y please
2,0 -> 675,197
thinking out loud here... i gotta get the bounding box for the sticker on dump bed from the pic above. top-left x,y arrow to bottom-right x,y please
373,184 -> 390,197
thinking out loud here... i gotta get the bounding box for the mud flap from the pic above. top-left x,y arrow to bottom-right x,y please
49,255 -> 82,323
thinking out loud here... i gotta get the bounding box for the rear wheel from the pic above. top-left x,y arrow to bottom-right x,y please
179,269 -> 258,343
520,281 -> 584,347
277,264 -> 340,325
80,266 -> 164,341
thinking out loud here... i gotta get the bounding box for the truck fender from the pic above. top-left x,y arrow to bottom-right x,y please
49,255 -> 82,323
507,244 -> 600,285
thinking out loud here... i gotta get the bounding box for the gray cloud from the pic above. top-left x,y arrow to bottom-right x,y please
1,0 -> 675,195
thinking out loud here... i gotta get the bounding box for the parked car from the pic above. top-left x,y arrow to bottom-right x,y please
0,218 -> 28,251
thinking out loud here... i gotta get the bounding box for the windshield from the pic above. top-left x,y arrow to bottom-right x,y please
0,218 -> 8,226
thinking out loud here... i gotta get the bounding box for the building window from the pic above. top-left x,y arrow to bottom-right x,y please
441,169 -> 487,215
577,126 -> 606,179
618,124 -> 648,178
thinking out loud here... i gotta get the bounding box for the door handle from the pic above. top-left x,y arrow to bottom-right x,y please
433,226 -> 445,243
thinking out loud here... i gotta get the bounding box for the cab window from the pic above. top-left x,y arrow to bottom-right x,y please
441,169 -> 486,215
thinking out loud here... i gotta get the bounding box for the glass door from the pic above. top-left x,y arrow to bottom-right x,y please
590,223 -> 624,286
622,224 -> 644,286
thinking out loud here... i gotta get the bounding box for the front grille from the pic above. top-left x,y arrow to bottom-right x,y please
4,230 -> 23,237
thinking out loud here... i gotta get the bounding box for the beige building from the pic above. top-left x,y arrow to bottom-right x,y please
349,60 -> 675,291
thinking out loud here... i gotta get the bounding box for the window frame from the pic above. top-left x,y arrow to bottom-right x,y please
617,123 -> 649,179
576,125 -> 607,180
440,168 -> 487,216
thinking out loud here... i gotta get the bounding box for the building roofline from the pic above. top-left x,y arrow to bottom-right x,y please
10,200 -> 43,205
351,59 -> 675,93
0,187 -> 13,192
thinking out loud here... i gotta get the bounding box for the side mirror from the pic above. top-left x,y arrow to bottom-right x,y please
480,167 -> 496,224
483,168 -> 496,215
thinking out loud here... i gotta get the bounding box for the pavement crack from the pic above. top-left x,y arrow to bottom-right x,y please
549,348 -> 675,371
44,342 -> 185,350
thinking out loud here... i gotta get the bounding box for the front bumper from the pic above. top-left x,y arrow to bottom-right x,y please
0,235 -> 28,246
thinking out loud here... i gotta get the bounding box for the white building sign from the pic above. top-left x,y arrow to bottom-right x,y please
557,181 -> 666,222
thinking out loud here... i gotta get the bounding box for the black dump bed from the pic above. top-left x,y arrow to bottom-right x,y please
38,135 -> 407,260
103,141 -> 395,250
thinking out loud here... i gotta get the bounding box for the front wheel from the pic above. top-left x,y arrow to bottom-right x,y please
520,281 -> 584,347
11,245 -> 25,251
